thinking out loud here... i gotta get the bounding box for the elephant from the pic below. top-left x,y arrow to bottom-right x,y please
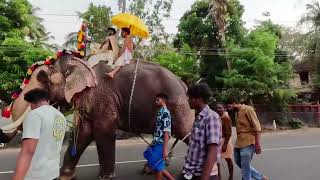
0,51 -> 194,179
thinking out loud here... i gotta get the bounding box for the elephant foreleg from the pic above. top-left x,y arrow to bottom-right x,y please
94,123 -> 116,180
60,119 -> 93,179
95,131 -> 116,180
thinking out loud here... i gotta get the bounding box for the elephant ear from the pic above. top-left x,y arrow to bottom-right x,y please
65,57 -> 98,103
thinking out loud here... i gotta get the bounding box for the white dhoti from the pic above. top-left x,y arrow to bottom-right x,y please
111,48 -> 133,69
221,138 -> 233,159
88,50 -> 115,68
88,35 -> 119,68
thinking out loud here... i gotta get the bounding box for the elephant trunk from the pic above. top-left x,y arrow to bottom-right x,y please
0,66 -> 49,142
11,66 -> 48,121
0,129 -> 18,143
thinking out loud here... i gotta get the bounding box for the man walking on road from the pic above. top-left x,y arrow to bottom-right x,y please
226,97 -> 268,180
143,93 -> 175,180
215,103 -> 233,180
13,89 -> 66,180
178,83 -> 222,180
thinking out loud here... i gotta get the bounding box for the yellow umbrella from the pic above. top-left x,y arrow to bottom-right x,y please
111,13 -> 149,39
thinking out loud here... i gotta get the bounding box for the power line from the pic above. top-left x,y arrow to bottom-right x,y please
36,13 -> 306,23
38,13 -> 78,17
0,47 -> 311,57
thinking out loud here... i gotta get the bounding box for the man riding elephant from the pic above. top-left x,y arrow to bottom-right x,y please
106,28 -> 134,79
88,27 -> 119,68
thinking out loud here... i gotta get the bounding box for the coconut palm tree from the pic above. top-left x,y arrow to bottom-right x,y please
62,32 -> 78,50
300,1 -> 320,31
300,1 -> 320,60
300,0 -> 320,88
23,7 -> 48,41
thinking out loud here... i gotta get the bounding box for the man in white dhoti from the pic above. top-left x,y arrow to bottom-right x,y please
87,27 -> 119,68
106,28 -> 134,79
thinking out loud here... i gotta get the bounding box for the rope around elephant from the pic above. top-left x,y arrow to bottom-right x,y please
126,59 -> 193,174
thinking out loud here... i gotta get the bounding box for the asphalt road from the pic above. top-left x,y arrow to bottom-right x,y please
2,128 -> 320,180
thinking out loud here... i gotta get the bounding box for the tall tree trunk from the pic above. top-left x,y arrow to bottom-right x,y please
122,0 -> 126,13
118,0 -> 127,13
210,0 -> 231,71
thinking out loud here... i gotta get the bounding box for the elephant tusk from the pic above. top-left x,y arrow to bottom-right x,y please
1,106 -> 31,133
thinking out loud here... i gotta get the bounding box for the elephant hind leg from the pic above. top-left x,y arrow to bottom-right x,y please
60,118 -> 93,179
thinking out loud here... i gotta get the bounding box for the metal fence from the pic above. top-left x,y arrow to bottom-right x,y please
254,104 -> 320,127
256,111 -> 320,127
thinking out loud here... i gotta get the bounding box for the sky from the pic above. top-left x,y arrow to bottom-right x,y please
29,0 -> 311,45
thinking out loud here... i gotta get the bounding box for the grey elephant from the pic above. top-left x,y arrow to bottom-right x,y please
0,52 -> 194,179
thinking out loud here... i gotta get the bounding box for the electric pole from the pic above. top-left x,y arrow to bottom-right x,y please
122,0 -> 126,13
118,0 -> 127,13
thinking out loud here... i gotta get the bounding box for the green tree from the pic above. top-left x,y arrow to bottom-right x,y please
152,45 -> 200,86
173,0 -> 245,88
128,0 -> 173,44
219,22 -> 295,108
0,0 -> 47,42
79,3 -> 113,42
0,38 -> 51,102
0,0 -> 52,102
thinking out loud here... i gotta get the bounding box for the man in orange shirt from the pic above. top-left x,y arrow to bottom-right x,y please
226,97 -> 268,180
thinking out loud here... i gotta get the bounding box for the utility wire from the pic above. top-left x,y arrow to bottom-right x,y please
36,13 -> 306,23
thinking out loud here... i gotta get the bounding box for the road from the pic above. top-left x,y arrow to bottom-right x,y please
1,128 -> 320,180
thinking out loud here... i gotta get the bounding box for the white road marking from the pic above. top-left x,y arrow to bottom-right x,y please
0,171 -> 13,175
264,145 -> 320,151
2,145 -> 320,175
0,156 -> 185,175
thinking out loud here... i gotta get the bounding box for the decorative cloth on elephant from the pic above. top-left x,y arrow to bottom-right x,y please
65,57 -> 98,103
87,35 -> 119,68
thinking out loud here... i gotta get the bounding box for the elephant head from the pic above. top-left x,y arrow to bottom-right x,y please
0,52 -> 98,141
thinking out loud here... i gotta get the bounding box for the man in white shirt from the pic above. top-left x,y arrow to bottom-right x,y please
13,88 -> 66,180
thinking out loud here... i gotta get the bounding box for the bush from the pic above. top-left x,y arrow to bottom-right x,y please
288,118 -> 304,129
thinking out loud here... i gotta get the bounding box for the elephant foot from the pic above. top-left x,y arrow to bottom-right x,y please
98,172 -> 116,180
58,175 -> 75,180
109,172 -> 116,178
59,167 -> 75,180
